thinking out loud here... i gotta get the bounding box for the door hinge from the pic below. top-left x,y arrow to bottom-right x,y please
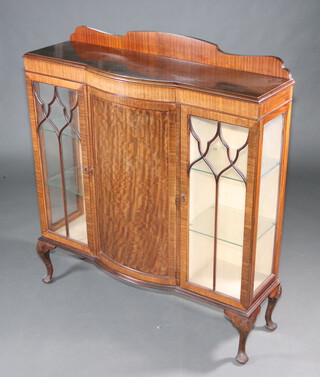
84,166 -> 94,175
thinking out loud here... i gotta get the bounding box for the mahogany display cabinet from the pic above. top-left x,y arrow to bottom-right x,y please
23,26 -> 295,364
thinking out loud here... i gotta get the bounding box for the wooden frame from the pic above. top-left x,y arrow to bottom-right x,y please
25,72 -> 94,254
24,27 -> 295,364
179,105 -> 259,310
252,101 -> 293,302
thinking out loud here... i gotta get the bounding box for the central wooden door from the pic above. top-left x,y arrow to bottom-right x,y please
90,89 -> 177,285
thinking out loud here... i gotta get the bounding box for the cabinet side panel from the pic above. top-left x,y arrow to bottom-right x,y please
272,104 -> 292,277
25,76 -> 48,234
92,95 -> 172,277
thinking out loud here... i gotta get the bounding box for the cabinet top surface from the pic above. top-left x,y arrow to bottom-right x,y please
25,27 -> 294,101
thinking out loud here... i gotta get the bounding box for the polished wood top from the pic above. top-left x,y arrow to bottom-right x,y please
25,40 -> 292,102
70,26 -> 292,79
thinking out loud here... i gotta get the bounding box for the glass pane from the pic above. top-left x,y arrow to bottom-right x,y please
68,204 -> 87,244
217,177 -> 246,246
61,125 -> 87,243
34,81 -> 87,245
214,177 -> 246,299
189,232 -> 214,288
255,225 -> 276,288
188,116 -> 248,299
38,124 -> 65,233
61,127 -> 84,196
215,122 -> 248,299
254,115 -> 283,291
55,192 -> 88,244
34,82 -> 54,119
215,241 -> 243,299
47,186 -> 65,231
189,168 -> 215,288
190,119 -> 248,183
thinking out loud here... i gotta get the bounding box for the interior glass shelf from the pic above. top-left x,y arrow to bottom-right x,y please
44,166 -> 83,196
41,122 -> 79,139
189,204 -> 275,247
191,155 -> 280,181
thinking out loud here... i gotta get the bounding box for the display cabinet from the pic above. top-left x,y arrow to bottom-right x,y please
24,26 -> 295,364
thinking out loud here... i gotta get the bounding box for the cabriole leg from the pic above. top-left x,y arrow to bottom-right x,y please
224,306 -> 261,364
265,284 -> 282,331
36,240 -> 56,283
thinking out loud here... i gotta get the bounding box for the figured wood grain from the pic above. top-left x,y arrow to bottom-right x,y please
259,86 -> 293,118
24,56 -> 86,83
87,71 -> 176,102
25,76 -> 50,235
240,124 -> 261,308
70,90 -> 84,220
26,40 -> 292,102
33,81 -> 54,230
35,40 -> 292,98
177,89 -> 259,119
91,92 -> 176,278
69,41 -> 289,98
76,83 -> 98,255
71,26 -> 291,79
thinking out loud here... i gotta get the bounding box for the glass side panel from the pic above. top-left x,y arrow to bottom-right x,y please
215,177 -> 246,299
254,114 -> 284,291
34,81 -> 87,245
188,116 -> 248,299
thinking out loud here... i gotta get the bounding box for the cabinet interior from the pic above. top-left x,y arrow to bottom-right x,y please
188,115 -> 283,299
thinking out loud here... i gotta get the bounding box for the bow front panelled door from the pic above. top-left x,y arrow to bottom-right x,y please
89,89 -> 177,285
